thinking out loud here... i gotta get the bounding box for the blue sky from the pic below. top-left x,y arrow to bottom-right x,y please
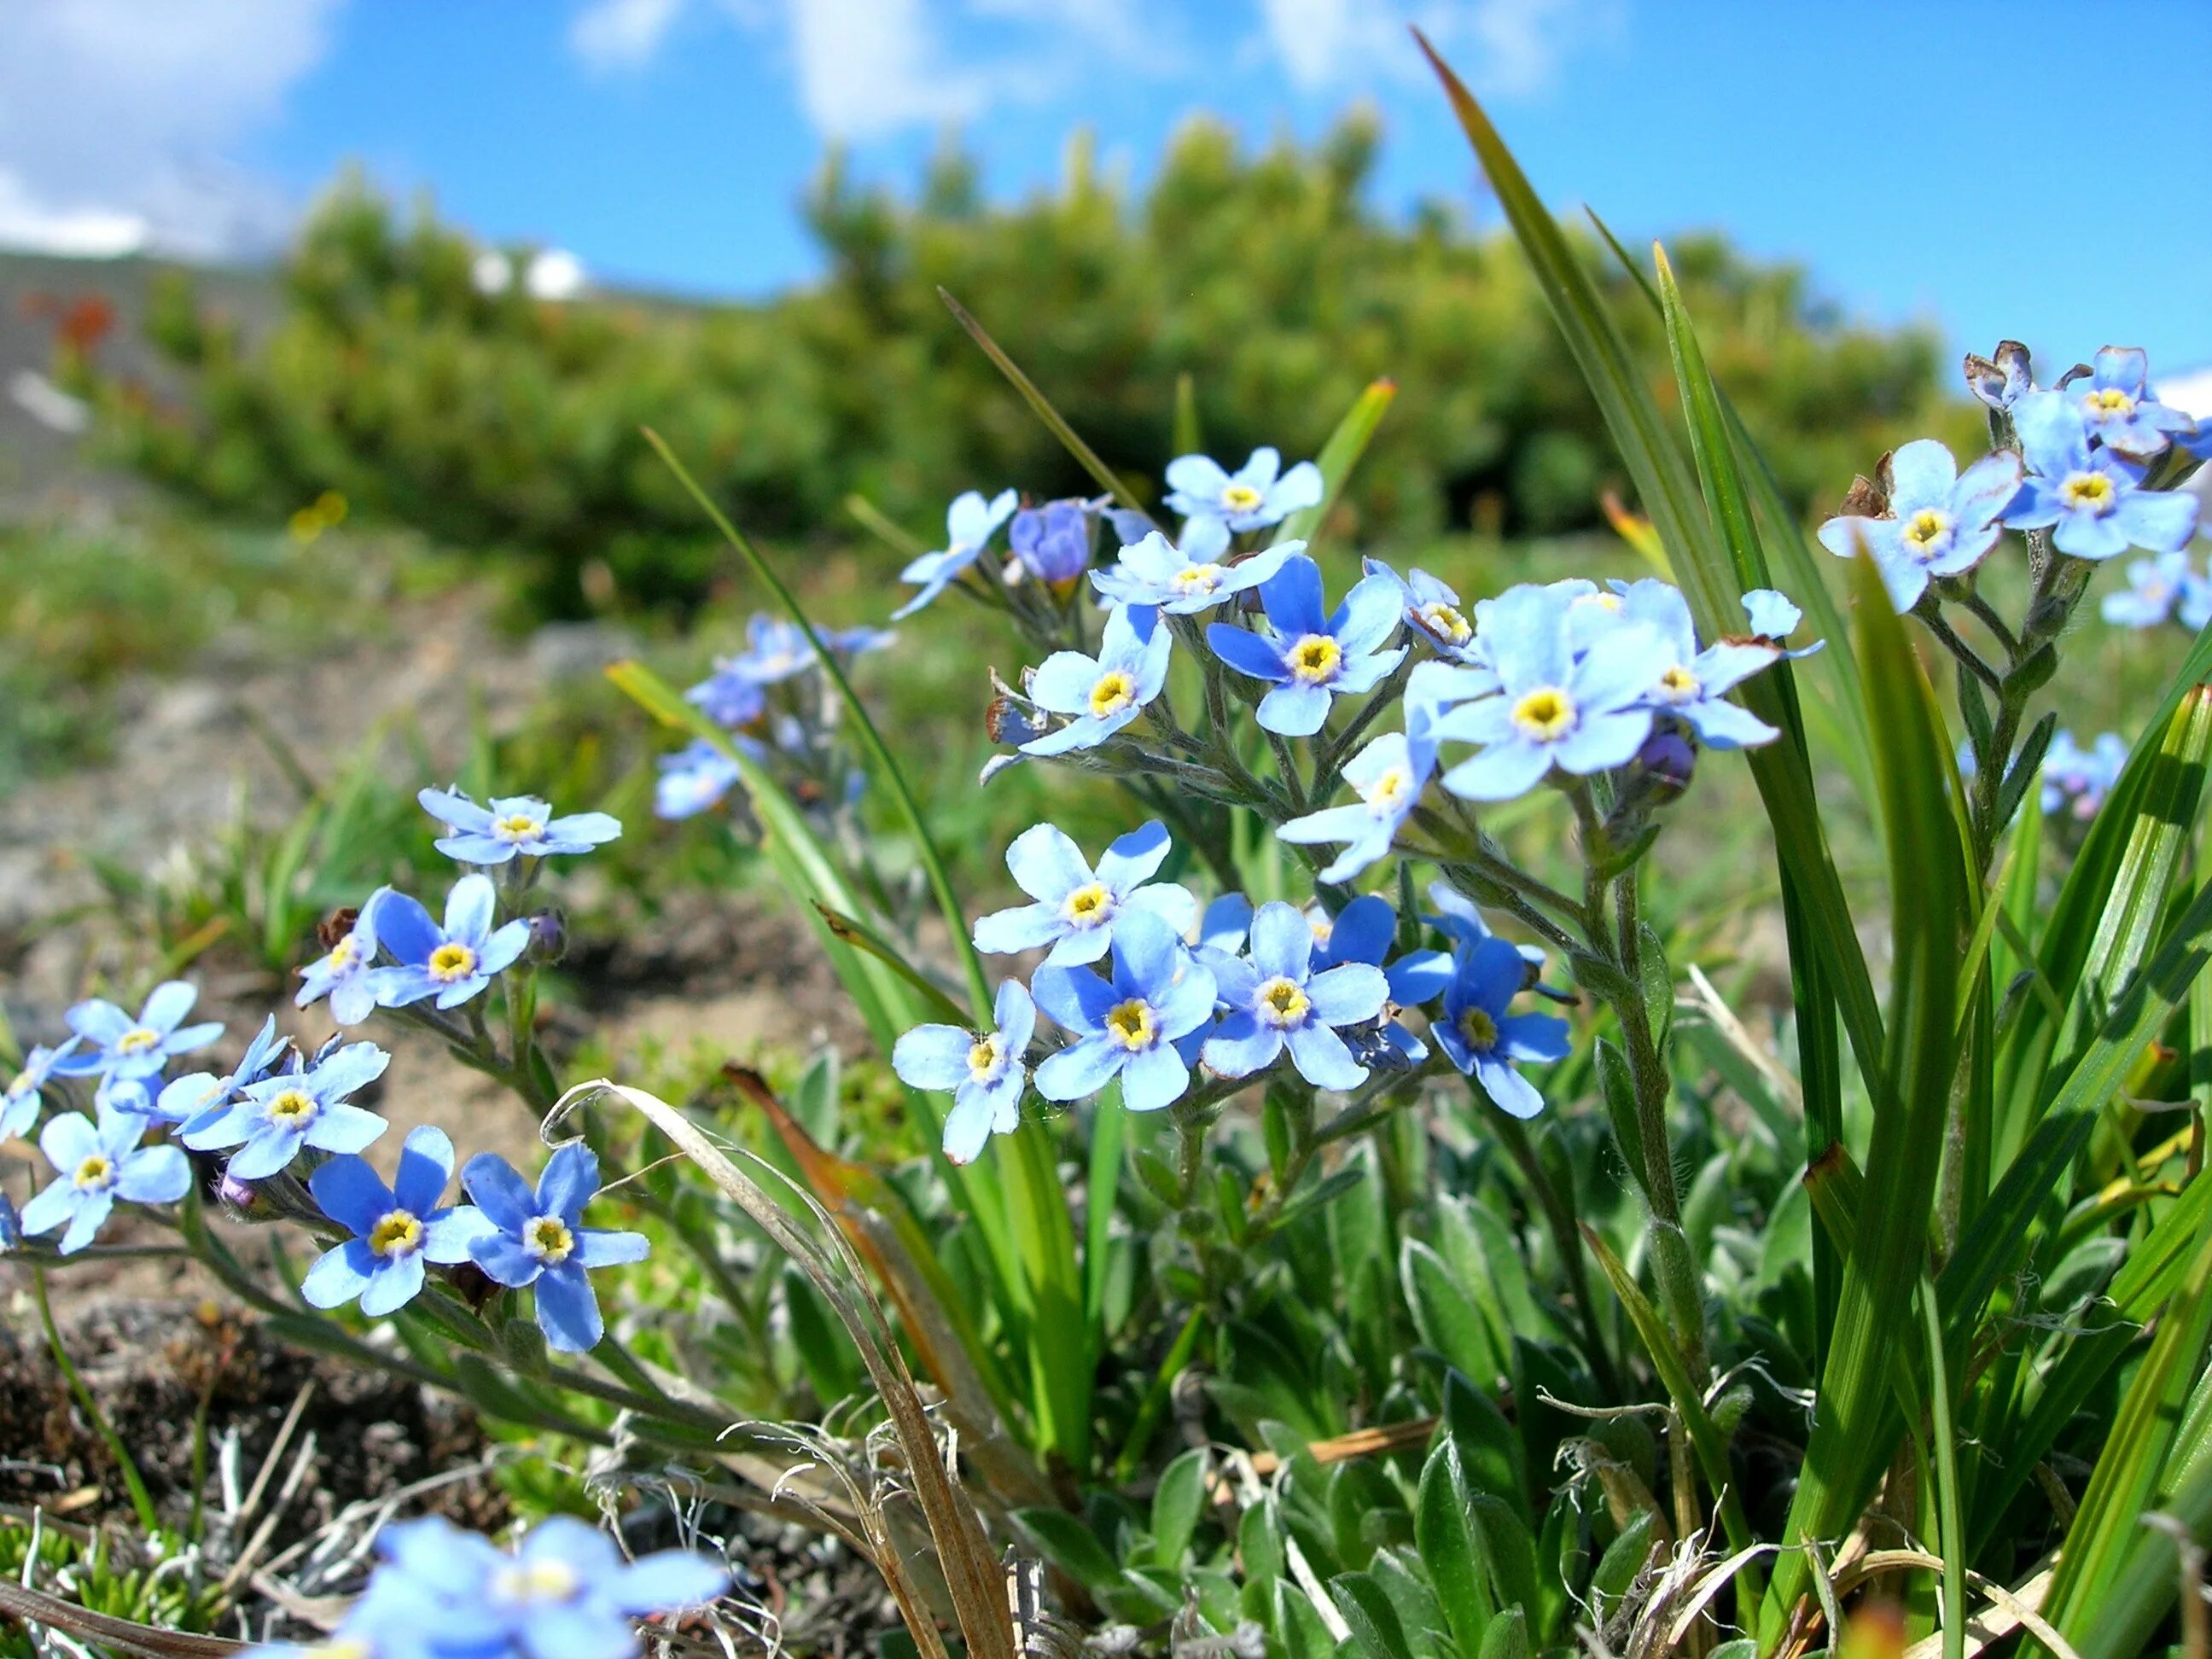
3,0 -> 2209,374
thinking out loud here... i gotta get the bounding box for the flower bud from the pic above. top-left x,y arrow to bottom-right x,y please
1635,729 -> 1697,795
1963,339 -> 2032,410
215,1168 -> 259,1212
525,907 -> 568,965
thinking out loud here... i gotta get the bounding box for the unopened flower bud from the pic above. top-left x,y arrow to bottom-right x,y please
526,907 -> 568,965
215,1168 -> 259,1212
1636,729 -> 1697,795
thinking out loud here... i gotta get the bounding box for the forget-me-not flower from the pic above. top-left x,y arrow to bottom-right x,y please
972,819 -> 1196,965
1432,936 -> 1571,1119
2100,551 -> 2210,630
1010,499 -> 1093,585
20,1105 -> 191,1254
684,662 -> 767,728
1033,912 -> 1216,1114
654,739 -> 747,820
1203,901 -> 1389,1090
298,905 -> 385,1027
1165,447 -> 1323,533
1610,579 -> 1781,750
463,1144 -> 649,1353
53,981 -> 222,1084
1207,556 -> 1406,736
1363,559 -> 1493,672
418,788 -> 621,865
894,488 -> 1019,618
2063,346 -> 2197,460
370,876 -> 532,1010
182,1041 -> 389,1179
1817,438 -> 2023,610
1091,517 -> 1297,614
2041,730 -> 2128,821
304,1126 -> 491,1317
1277,728 -> 1433,882
1428,585 -> 1674,800
1965,340 -> 2033,411
2005,393 -> 2198,562
2,1039 -> 78,1143
152,1014 -> 290,1126
1022,602 -> 1173,755
893,980 -> 1035,1164
1300,894 -> 1433,1068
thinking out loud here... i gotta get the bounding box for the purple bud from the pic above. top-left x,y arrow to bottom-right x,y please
216,1168 -> 258,1211
1637,730 -> 1697,793
525,908 -> 568,964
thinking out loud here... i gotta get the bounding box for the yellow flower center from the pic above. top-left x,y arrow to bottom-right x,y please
1901,508 -> 1953,555
1288,634 -> 1342,684
526,1215 -> 575,1265
1103,998 -> 1157,1051
495,1559 -> 582,1605
304,1641 -> 375,1659
1367,765 -> 1414,808
368,1209 -> 424,1259
1088,670 -> 1137,718
266,1088 -> 319,1125
1221,483 -> 1265,513
2085,387 -> 2134,417
2060,471 -> 2116,513
1308,912 -> 1333,946
1459,1007 -> 1499,1051
1063,882 -> 1115,927
1572,591 -> 1622,614
428,942 -> 479,982
73,1154 -> 114,1190
328,936 -> 358,969
967,1034 -> 1004,1082
1173,563 -> 1225,594
1417,601 -> 1471,644
1511,686 -> 1576,741
493,813 -> 544,841
114,1027 -> 161,1056
1257,976 -> 1311,1028
1657,665 -> 1701,702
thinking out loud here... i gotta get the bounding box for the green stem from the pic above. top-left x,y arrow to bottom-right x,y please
1111,1306 -> 1205,1483
33,1267 -> 160,1535
1920,1277 -> 1965,1659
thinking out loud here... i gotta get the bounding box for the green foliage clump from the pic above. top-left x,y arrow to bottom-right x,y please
82,115 -> 1970,616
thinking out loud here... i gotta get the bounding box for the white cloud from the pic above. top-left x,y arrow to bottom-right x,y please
780,0 -> 987,138
1258,0 -> 1615,97
0,0 -> 342,259
569,0 -> 689,70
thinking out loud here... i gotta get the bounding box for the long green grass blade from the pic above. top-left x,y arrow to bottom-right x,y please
1272,377 -> 1396,551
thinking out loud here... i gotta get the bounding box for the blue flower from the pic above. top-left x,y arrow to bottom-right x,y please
1165,447 -> 1323,533
1431,937 -> 1571,1119
2062,346 -> 2197,461
2005,393 -> 2198,562
1202,900 -> 1389,1090
303,1126 -> 491,1317
52,982 -> 223,1083
1010,499 -> 1094,585
181,1041 -> 389,1179
2100,551 -> 2203,629
654,738 -> 747,819
1363,559 -> 1493,672
1429,585 -> 1674,800
151,1014 -> 291,1126
419,788 -> 622,865
1022,602 -> 1174,755
894,488 -> 1019,619
1207,556 -> 1406,737
893,980 -> 1036,1164
20,1105 -> 190,1254
1301,894 -> 1433,1068
1741,588 -> 1825,658
369,876 -> 532,1010
362,1514 -> 726,1659
684,662 -> 767,728
1091,517 -> 1298,614
1610,579 -> 1781,751
1965,340 -> 2034,411
818,621 -> 899,659
1277,727 -> 1433,882
972,819 -> 1196,966
298,904 -> 384,1027
2041,730 -> 2128,821
462,1144 -> 649,1353
724,613 -> 818,684
2,1039 -> 79,1143
1818,439 -> 2023,610
1032,912 -> 1217,1114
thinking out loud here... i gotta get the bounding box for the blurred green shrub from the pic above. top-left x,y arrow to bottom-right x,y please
81,114 -> 1970,616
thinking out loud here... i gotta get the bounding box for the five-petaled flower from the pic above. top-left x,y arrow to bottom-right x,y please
1363,559 -> 1495,673
2100,551 -> 2212,631
1022,602 -> 1174,754
182,1041 -> 390,1179
1610,579 -> 1782,751
53,981 -> 223,1084
1817,438 -> 2023,611
1207,556 -> 1406,737
1032,911 -> 1217,1114
304,1126 -> 491,1317
1428,585 -> 1673,800
419,788 -> 622,866
1164,447 -> 1323,533
894,488 -> 1019,619
153,1013 -> 290,1126
1276,726 -> 1434,882
1091,517 -> 1296,614
972,819 -> 1196,965
2003,393 -> 2197,562
2061,346 -> 2197,460
1203,900 -> 1389,1090
653,739 -> 746,820
2,1039 -> 78,1143
462,1144 -> 650,1353
1431,936 -> 1570,1119
298,905 -> 386,1027
370,876 -> 533,1010
20,1105 -> 190,1254
893,981 -> 1036,1163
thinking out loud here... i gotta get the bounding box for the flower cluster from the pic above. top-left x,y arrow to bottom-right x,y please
2040,730 -> 2128,822
249,1514 -> 726,1659
2,788 -> 648,1355
2100,551 -> 2212,632
655,612 -> 892,822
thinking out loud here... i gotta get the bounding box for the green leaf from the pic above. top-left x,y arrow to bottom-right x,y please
1150,1448 -> 1208,1568
1441,1371 -> 1530,1522
1015,1508 -> 1121,1593
1466,1495 -> 1542,1637
1402,1240 -> 1505,1388
1591,1511 -> 1656,1611
1416,1439 -> 1497,1659
1476,1608 -> 1530,1659
1273,1580 -> 1340,1659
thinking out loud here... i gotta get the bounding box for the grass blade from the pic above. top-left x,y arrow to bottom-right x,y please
1272,377 -> 1397,551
